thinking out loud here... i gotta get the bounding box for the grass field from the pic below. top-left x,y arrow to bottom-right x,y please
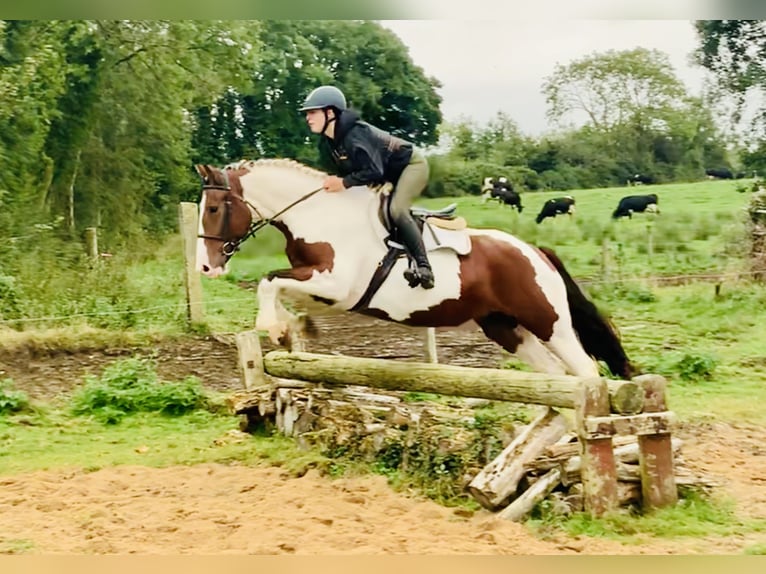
2,178 -> 766,550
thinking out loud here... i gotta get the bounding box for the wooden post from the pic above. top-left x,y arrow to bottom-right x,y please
423,327 -> 438,363
600,237 -> 610,283
85,227 -> 98,260
633,374 -> 678,510
178,202 -> 205,325
574,377 -> 619,516
646,221 -> 654,266
235,330 -> 269,390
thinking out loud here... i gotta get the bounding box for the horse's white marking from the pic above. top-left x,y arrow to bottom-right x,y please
195,192 -> 228,277
512,326 -> 568,374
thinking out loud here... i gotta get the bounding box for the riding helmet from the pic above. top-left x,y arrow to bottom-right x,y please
299,86 -> 347,112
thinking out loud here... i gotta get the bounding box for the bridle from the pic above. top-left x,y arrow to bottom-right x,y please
197,176 -> 324,257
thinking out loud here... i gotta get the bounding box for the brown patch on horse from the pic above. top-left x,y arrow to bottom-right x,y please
362,235 -> 560,342
268,221 -> 336,285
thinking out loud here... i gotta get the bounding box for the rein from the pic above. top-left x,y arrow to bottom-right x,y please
198,181 -> 324,257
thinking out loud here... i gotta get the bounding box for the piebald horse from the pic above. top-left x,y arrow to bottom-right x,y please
195,159 -> 635,379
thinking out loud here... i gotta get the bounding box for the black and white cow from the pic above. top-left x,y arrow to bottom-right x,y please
627,173 -> 655,186
535,196 -> 576,224
482,176 -> 523,212
612,193 -> 660,219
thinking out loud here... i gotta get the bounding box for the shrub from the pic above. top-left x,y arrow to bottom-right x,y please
70,357 -> 209,423
675,353 -> 718,382
0,378 -> 31,415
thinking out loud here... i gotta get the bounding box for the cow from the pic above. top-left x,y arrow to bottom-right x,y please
612,193 -> 660,219
627,173 -> 655,186
482,176 -> 523,212
535,196 -> 576,224
705,168 -> 734,180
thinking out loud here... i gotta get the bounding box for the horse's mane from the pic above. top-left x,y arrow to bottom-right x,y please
223,158 -> 390,194
226,158 -> 327,179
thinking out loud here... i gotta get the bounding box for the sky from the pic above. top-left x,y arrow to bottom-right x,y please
379,20 -> 709,136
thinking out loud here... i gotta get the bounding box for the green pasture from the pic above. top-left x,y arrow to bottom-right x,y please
413,178 -> 753,280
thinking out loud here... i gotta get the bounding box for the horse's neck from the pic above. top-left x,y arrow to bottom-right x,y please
241,164 -> 385,244
240,166 -> 323,215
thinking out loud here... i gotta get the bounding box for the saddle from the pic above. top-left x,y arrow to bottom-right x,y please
350,188 -> 470,311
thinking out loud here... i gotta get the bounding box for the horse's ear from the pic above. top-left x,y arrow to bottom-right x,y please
194,164 -> 209,183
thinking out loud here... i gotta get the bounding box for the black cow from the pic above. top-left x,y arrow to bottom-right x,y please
705,168 -> 734,179
482,177 -> 523,212
628,173 -> 655,186
535,196 -> 575,224
612,193 -> 660,219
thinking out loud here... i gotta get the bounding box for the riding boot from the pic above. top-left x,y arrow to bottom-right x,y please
396,215 -> 435,290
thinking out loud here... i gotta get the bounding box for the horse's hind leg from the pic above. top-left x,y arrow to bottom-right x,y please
478,314 -> 567,375
543,322 -> 600,377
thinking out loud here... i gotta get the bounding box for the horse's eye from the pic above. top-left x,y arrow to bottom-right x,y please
209,206 -> 218,214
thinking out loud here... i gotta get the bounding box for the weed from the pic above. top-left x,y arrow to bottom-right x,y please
69,357 -> 210,423
0,379 -> 30,415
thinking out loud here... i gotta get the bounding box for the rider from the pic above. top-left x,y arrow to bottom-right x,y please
299,85 -> 435,290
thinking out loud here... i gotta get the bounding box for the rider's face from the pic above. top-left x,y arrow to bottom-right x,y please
305,108 -> 333,134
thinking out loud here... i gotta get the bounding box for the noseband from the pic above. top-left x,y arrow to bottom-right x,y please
197,180 -> 324,258
197,183 -> 267,257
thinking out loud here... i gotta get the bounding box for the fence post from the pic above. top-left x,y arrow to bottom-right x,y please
634,374 -> 678,510
600,237 -> 610,283
423,327 -> 438,363
84,227 -> 98,261
178,202 -> 205,325
574,377 -> 619,516
235,330 -> 268,390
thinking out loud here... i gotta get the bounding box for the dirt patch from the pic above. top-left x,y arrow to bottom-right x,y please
2,313 -> 766,554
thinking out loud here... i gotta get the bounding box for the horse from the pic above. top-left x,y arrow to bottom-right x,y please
195,159 -> 636,379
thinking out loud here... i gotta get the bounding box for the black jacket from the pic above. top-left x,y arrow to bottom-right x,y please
319,109 -> 414,188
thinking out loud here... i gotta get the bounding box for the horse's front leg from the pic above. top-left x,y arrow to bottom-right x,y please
255,267 -> 351,346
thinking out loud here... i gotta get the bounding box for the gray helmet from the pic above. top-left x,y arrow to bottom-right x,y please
299,85 -> 347,112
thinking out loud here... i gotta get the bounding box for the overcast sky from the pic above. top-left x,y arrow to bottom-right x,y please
379,20 -> 709,136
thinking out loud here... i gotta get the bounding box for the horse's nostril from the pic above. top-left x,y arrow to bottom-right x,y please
202,265 -> 210,272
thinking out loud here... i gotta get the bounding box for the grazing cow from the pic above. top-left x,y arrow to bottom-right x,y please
628,173 -> 655,186
705,168 -> 734,179
612,193 -> 660,219
535,196 -> 576,224
482,176 -> 523,212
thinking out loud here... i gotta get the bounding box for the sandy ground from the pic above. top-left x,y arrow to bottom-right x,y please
1,314 -> 766,554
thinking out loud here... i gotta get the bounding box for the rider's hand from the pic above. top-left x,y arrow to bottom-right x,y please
322,176 -> 346,193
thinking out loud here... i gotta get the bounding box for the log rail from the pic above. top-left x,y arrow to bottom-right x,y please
234,334 -> 677,518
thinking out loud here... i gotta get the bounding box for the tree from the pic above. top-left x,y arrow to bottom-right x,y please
542,48 -> 689,132
542,47 -> 727,182
695,20 -> 766,139
192,20 -> 443,168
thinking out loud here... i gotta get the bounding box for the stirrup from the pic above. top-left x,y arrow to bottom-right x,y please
417,266 -> 435,290
403,267 -> 421,288
403,264 -> 434,289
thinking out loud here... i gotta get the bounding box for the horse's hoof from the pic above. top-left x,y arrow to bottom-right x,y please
268,323 -> 288,346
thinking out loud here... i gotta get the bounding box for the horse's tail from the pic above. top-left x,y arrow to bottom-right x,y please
538,246 -> 637,379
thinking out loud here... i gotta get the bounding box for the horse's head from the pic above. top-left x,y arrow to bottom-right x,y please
195,164 -> 254,277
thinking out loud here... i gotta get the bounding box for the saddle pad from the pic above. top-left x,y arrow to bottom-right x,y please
422,222 -> 471,255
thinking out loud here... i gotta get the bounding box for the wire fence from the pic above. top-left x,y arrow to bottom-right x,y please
1,268 -> 762,327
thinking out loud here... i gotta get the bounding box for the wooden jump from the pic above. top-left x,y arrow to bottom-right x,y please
234,332 -> 678,517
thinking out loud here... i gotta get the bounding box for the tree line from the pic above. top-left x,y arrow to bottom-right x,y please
0,19 -> 764,254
